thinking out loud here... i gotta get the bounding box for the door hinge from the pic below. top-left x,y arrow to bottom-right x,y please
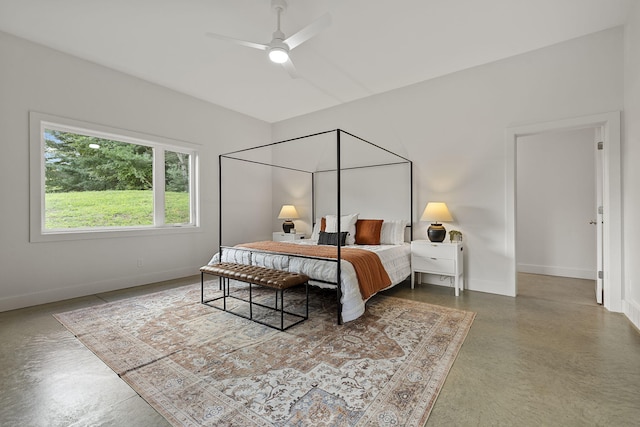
597,141 -> 603,150
598,270 -> 604,279
598,206 -> 604,215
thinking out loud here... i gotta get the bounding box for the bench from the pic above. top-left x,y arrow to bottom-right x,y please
200,262 -> 310,331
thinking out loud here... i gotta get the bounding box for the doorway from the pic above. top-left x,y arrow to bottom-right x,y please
516,128 -> 599,302
505,112 -> 622,312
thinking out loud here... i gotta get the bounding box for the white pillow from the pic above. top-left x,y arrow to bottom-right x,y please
310,218 -> 322,241
380,219 -> 408,245
325,213 -> 359,245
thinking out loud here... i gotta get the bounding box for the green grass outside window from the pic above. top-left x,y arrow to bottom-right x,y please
45,190 -> 190,229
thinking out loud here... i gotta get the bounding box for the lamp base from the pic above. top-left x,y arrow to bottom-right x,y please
427,223 -> 446,242
282,220 -> 294,233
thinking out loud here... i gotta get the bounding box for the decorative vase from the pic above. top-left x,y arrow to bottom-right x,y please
282,220 -> 294,233
427,223 -> 446,242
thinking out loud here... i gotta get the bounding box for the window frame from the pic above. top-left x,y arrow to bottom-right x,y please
29,112 -> 200,242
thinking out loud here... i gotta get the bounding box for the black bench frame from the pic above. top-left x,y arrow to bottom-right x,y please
200,271 -> 309,331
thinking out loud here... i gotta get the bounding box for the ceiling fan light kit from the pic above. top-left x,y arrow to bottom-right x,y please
205,0 -> 331,77
267,30 -> 290,63
269,47 -> 289,63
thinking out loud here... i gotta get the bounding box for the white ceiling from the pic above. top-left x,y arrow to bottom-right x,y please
0,0 -> 633,123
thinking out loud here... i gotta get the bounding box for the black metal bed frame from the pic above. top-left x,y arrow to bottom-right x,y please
219,129 -> 413,324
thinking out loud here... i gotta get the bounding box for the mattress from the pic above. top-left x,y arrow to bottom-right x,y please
208,240 -> 411,322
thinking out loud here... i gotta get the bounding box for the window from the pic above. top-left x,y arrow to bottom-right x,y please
30,112 -> 199,241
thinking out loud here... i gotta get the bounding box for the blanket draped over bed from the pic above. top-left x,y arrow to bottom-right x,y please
236,241 -> 392,300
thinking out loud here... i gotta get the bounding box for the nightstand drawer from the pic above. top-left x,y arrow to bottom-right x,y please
412,256 -> 454,274
411,242 -> 455,259
272,232 -> 305,242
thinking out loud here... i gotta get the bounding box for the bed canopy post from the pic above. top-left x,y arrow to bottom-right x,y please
218,154 -> 222,256
218,154 -> 225,292
336,129 -> 343,325
410,161 -> 414,241
311,173 -> 315,227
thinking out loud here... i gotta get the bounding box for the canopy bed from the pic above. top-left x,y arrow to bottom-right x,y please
208,129 -> 413,324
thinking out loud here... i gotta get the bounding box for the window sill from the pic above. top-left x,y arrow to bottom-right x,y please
30,224 -> 201,243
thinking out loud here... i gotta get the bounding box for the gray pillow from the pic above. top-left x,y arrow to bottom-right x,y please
318,231 -> 348,246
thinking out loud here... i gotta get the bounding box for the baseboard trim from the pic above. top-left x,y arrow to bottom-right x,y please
0,266 -> 200,312
623,299 -> 640,332
517,263 -> 595,280
417,273 -> 514,297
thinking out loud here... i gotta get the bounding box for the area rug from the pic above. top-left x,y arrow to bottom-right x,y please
54,280 -> 475,426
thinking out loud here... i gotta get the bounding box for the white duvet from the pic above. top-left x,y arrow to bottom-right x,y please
208,240 -> 411,322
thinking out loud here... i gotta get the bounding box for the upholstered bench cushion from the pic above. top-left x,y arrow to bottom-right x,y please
200,262 -> 309,290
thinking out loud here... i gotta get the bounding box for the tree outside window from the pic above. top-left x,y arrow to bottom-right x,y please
43,127 -> 192,230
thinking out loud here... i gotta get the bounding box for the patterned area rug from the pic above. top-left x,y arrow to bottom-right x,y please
54,280 -> 475,426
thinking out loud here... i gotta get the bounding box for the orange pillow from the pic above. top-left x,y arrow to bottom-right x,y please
320,217 -> 326,232
355,219 -> 383,245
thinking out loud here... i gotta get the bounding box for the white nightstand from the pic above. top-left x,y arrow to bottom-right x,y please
272,232 -> 306,242
411,241 -> 464,296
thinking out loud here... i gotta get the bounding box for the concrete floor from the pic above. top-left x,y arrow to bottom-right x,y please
1,273 -> 639,426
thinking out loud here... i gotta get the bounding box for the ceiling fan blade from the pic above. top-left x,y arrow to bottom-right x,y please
281,59 -> 300,79
284,13 -> 331,50
205,32 -> 269,51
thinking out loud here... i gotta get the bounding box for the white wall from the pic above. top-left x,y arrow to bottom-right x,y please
272,28 -> 624,296
272,167 -> 314,236
313,165 -> 412,219
623,4 -> 640,329
517,129 -> 597,279
0,32 -> 271,311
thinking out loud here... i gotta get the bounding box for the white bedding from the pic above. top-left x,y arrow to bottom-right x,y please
208,240 -> 411,322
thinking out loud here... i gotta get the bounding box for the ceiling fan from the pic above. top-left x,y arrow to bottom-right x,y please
205,0 -> 331,78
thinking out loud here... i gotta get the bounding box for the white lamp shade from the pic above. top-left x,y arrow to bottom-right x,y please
420,202 -> 453,223
278,205 -> 299,219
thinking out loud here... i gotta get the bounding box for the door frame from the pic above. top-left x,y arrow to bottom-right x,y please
594,127 -> 604,304
505,111 -> 622,312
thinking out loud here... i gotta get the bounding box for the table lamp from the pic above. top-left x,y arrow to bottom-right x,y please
278,205 -> 299,233
420,202 -> 453,242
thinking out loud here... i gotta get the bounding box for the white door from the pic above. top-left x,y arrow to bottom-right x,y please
594,130 -> 604,305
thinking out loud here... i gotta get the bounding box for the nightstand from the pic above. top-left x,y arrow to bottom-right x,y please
272,232 -> 305,242
411,241 -> 464,295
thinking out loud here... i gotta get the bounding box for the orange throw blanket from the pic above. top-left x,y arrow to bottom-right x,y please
236,241 -> 391,300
